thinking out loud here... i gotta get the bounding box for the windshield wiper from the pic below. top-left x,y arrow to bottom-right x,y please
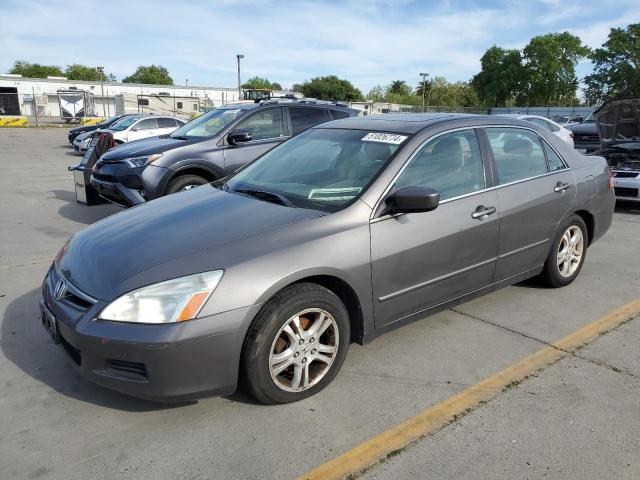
234,188 -> 294,207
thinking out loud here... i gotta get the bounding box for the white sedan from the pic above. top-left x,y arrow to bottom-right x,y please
105,115 -> 187,144
498,114 -> 574,146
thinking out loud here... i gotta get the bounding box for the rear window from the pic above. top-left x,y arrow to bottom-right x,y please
289,107 -> 328,135
330,109 -> 351,119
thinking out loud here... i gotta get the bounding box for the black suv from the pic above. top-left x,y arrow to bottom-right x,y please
90,100 -> 359,207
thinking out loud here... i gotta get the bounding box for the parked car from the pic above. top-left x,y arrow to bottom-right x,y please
90,100 -> 358,207
592,98 -> 640,202
568,111 -> 600,152
72,130 -> 94,153
41,114 -> 614,404
498,114 -> 574,146
105,114 -> 187,144
67,114 -> 131,144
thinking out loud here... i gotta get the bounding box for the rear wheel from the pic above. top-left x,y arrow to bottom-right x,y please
165,174 -> 209,195
540,215 -> 587,287
241,283 -> 350,404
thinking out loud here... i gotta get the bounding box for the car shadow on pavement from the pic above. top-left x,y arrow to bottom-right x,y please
615,201 -> 640,215
1,288 -> 194,412
49,189 -> 121,225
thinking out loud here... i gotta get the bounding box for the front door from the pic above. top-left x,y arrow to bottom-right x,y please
223,107 -> 288,174
370,129 -> 500,328
483,127 -> 576,280
127,117 -> 159,142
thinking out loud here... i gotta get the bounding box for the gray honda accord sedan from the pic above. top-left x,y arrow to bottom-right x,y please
40,114 -> 614,404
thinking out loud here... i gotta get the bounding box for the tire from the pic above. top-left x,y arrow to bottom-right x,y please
165,174 -> 209,195
540,214 -> 588,288
241,283 -> 350,404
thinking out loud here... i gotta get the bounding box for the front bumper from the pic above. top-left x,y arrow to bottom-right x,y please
90,162 -> 169,207
40,264 -> 261,402
90,175 -> 145,207
612,172 -> 640,202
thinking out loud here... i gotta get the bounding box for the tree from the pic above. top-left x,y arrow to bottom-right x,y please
471,46 -> 525,107
9,60 -> 64,78
65,64 -> 115,81
122,65 -> 173,85
367,85 -> 387,102
584,23 -> 640,104
241,76 -> 282,90
299,75 -> 363,101
522,32 -> 589,105
388,80 -> 411,96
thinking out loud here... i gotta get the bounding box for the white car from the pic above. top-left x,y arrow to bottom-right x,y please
498,114 -> 574,146
105,115 -> 187,144
72,130 -> 94,153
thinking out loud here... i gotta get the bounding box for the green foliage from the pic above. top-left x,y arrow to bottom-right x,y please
471,46 -> 524,107
122,65 -> 173,85
584,23 -> 640,104
241,77 -> 283,91
366,85 -> 387,102
388,80 -> 411,96
367,78 -> 481,108
64,64 -> 115,81
9,60 -> 64,78
522,32 -> 589,105
299,75 -> 363,101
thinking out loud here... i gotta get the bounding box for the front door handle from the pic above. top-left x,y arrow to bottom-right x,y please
554,182 -> 571,193
471,205 -> 497,219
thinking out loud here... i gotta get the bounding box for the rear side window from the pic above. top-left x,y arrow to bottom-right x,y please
134,118 -> 157,130
396,129 -> 485,201
289,107 -> 328,135
486,128 -> 548,184
330,109 -> 351,119
158,117 -> 176,128
543,142 -> 567,171
236,108 -> 284,140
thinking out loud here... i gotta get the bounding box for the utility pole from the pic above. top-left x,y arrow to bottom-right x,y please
420,72 -> 429,113
97,66 -> 106,117
185,78 -> 189,86
236,54 -> 244,100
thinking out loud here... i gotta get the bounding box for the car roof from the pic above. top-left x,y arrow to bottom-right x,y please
218,100 -> 357,114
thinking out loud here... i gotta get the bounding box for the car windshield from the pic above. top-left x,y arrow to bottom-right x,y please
583,112 -> 595,123
170,108 -> 246,139
110,116 -> 139,131
225,128 -> 404,212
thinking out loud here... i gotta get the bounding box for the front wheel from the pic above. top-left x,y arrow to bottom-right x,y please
241,283 -> 350,404
540,215 -> 587,287
165,174 -> 209,195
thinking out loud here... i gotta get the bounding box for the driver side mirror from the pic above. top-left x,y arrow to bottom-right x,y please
131,126 -> 140,131
385,186 -> 440,214
228,129 -> 252,145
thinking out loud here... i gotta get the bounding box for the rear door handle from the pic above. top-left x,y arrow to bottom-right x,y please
471,205 -> 497,219
554,182 -> 571,193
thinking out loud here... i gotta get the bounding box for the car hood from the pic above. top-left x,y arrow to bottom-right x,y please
98,136 -> 191,162
57,185 -> 325,300
595,98 -> 640,148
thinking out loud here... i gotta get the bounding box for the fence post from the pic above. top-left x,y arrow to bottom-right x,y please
32,87 -> 38,127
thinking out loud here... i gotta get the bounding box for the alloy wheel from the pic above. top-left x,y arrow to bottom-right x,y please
268,308 -> 339,392
556,225 -> 584,278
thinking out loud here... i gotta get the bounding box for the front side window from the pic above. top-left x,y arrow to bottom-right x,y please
235,108 -> 284,141
134,118 -> 157,130
396,129 -> 485,201
289,107 -> 328,135
486,128 -> 548,184
226,128 -> 402,212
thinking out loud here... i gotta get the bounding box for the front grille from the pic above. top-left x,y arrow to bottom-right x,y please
60,332 -> 81,366
574,133 -> 599,142
614,187 -> 639,198
613,171 -> 639,178
106,359 -> 148,381
48,268 -> 96,310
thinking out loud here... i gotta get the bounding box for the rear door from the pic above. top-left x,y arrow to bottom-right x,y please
222,107 -> 287,174
482,127 -> 575,281
370,128 -> 500,327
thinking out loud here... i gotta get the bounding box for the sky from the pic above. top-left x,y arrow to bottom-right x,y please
1,0 -> 639,94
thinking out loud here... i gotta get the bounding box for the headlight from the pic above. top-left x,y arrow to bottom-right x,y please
99,270 -> 223,324
123,153 -> 163,168
55,237 -> 73,265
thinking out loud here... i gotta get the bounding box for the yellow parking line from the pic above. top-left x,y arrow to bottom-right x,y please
298,298 -> 640,480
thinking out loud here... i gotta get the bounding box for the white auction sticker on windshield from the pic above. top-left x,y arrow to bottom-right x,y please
361,132 -> 407,144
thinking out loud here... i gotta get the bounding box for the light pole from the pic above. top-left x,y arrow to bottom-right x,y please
97,66 -> 106,117
420,72 -> 429,113
185,78 -> 189,86
236,54 -> 244,100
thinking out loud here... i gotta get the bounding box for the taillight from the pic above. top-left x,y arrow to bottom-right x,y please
608,168 -> 614,189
